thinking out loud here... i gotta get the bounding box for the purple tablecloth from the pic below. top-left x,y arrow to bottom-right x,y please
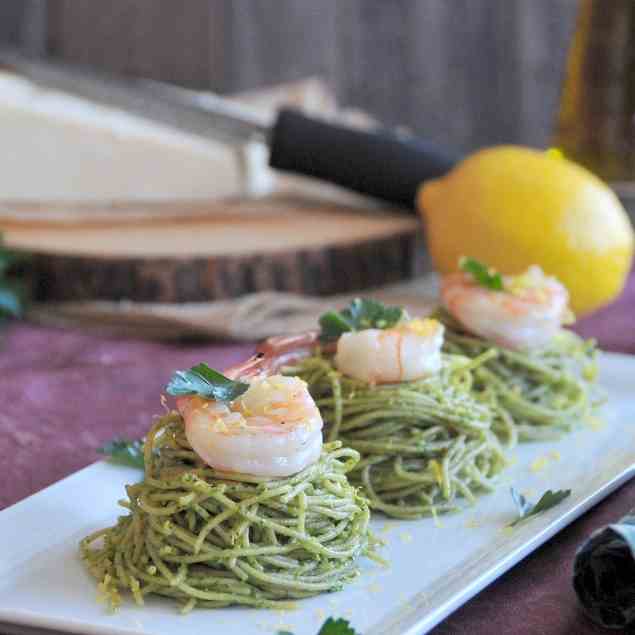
1,271 -> 634,634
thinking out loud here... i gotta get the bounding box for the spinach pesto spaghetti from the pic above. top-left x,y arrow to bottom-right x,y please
80,362 -> 379,612
282,299 -> 510,520
436,258 -> 600,441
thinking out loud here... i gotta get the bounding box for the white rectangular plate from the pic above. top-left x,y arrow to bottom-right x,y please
1,352 -> 634,635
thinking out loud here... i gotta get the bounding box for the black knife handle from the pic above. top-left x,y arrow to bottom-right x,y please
269,108 -> 458,210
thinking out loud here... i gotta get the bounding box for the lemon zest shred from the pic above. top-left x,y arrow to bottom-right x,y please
402,317 -> 441,337
429,459 -> 444,486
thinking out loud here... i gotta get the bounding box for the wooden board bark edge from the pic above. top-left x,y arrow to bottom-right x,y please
30,229 -> 425,303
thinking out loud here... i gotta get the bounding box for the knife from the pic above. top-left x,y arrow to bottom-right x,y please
0,49 -> 458,211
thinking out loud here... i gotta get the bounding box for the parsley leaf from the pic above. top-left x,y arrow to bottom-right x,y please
509,487 -> 571,527
319,298 -> 405,341
459,257 -> 503,291
98,438 -> 145,470
0,235 -> 29,323
0,285 -> 23,319
166,363 -> 249,402
319,310 -> 354,340
317,617 -> 359,635
277,617 -> 360,635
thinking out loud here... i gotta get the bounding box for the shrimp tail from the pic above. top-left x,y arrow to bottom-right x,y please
225,331 -> 329,380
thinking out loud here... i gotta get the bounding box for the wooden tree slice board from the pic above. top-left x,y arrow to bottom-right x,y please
0,196 -> 424,303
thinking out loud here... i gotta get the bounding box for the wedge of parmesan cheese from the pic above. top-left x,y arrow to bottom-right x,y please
0,72 -> 251,201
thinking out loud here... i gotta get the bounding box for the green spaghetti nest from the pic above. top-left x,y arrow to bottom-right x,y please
80,413 -> 380,613
284,353 -> 510,520
434,308 -> 601,441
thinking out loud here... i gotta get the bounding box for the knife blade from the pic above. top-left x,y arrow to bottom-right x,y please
0,49 -> 458,210
0,49 -> 267,146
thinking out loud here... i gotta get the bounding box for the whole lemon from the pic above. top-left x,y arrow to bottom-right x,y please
417,145 -> 634,315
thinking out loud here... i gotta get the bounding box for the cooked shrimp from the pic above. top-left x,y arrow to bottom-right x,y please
334,318 -> 445,384
441,265 -> 571,351
176,375 -> 323,477
224,333 -> 324,381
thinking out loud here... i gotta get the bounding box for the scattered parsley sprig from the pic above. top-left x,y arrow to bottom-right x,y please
0,234 -> 29,324
509,487 -> 571,527
98,438 -> 145,470
459,257 -> 503,291
319,298 -> 405,341
166,363 -> 249,401
278,617 -> 359,635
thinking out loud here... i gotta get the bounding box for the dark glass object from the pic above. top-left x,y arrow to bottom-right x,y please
554,0 -> 635,183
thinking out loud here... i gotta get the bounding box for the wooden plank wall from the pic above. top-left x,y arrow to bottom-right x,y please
1,0 -> 579,153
